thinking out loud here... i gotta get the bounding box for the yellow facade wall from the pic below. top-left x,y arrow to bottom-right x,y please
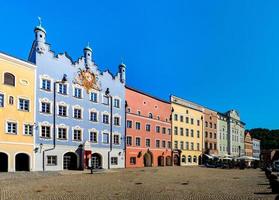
171,96 -> 204,166
0,53 -> 36,172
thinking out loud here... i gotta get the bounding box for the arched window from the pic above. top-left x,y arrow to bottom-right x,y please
181,155 -> 186,163
193,156 -> 197,163
4,73 -> 15,86
188,155 -> 192,163
148,113 -> 153,118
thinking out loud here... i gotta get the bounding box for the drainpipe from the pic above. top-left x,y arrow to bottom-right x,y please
124,101 -> 128,169
170,106 -> 174,166
106,88 -> 113,169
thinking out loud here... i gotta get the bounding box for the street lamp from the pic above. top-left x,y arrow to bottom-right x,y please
105,88 -> 113,169
42,74 -> 67,171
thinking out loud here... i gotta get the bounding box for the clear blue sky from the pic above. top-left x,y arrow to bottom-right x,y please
1,0 -> 278,129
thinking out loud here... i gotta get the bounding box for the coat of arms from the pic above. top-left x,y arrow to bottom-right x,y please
73,68 -> 100,93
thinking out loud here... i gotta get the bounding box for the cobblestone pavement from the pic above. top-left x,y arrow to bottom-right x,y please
0,167 -> 277,200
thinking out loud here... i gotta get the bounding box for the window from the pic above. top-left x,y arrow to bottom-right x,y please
90,131 -> 98,143
209,132 -> 212,138
111,157 -> 118,165
114,116 -> 120,126
137,110 -> 141,115
58,128 -> 67,140
214,133 -> 217,139
113,135 -> 120,145
197,130 -> 200,138
214,143 -> 217,150
41,102 -> 51,114
9,96 -> 13,105
24,124 -> 33,135
197,120 -> 200,126
174,126 -> 178,135
180,141 -> 184,149
186,128 -> 189,136
180,115 -> 184,122
191,129 -> 194,137
41,79 -> 51,90
103,95 -> 109,105
90,92 -> 98,102
205,142 -> 208,149
167,141 -> 172,149
180,128 -> 184,136
156,140 -> 160,148
156,126 -> 160,133
114,99 -> 120,108
174,114 -> 178,121
214,123 -> 217,129
41,125 -> 51,138
185,142 -> 189,150
146,139 -> 150,147
191,142 -> 194,150
205,121 -> 208,127
126,136 -> 132,146
127,108 -> 131,113
130,157 -> 136,165
135,122 -> 141,130
182,156 -> 186,163
90,111 -> 98,122
58,105 -> 67,117
103,133 -> 109,144
197,143 -> 200,151
205,131 -> 208,138
6,122 -> 17,134
186,117 -> 189,123
135,137 -> 141,146
162,140 -> 166,148
58,83 -> 67,95
127,120 -> 132,128
193,156 -> 197,163
162,127 -> 166,134
210,122 -> 212,128
47,156 -> 57,166
209,143 -> 213,150
191,118 -> 194,125
4,73 -> 15,86
188,155 -> 192,163
174,141 -> 178,149
73,129 -> 82,141
74,88 -> 82,98
148,113 -> 153,118
168,128 -> 171,135
74,108 -> 82,119
0,94 -> 4,107
102,114 -> 109,124
19,98 -> 30,111
146,124 -> 151,132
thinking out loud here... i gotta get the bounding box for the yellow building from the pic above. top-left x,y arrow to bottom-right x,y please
171,96 -> 204,166
0,52 -> 36,172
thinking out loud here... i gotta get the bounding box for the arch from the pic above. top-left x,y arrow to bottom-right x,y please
188,155 -> 192,163
181,155 -> 186,163
63,152 -> 78,170
0,152 -> 8,172
193,156 -> 197,163
4,72 -> 15,86
143,151 -> 153,167
148,113 -> 153,119
173,154 -> 180,166
91,153 -> 102,169
15,153 -> 30,171
158,156 -> 164,166
166,156 -> 172,166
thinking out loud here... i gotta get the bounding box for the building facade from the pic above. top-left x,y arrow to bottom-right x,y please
244,132 -> 253,157
171,96 -> 203,166
252,138 -> 260,160
125,87 -> 172,168
204,108 -> 218,155
28,22 -> 126,171
217,113 -> 229,156
0,52 -> 36,172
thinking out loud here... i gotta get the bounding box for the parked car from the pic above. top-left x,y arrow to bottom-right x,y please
272,160 -> 279,172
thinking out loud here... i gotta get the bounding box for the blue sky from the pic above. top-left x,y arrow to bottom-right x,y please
0,1 -> 278,129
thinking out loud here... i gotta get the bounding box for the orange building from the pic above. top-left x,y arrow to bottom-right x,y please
244,132 -> 253,157
125,87 -> 172,168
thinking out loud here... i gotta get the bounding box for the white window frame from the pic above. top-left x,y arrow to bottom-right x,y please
6,120 -> 17,134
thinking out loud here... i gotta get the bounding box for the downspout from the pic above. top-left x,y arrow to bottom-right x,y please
124,101 -> 128,168
108,95 -> 113,169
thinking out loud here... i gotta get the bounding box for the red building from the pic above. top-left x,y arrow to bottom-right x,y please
125,87 -> 172,168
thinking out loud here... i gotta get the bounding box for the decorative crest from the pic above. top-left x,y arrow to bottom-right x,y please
73,68 -> 100,93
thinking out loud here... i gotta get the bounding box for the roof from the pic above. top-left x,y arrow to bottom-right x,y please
0,51 -> 36,69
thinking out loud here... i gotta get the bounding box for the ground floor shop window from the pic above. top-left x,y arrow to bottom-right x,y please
47,156 -> 57,166
130,157 -> 136,165
111,157 -> 118,165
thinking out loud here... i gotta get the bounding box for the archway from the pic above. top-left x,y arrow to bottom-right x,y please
0,153 -> 8,172
143,152 -> 153,167
63,152 -> 78,170
173,154 -> 180,166
166,156 -> 172,166
15,153 -> 30,171
91,153 -> 102,169
158,156 -> 164,166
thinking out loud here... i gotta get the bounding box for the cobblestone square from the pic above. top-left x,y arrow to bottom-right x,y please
0,167 -> 277,200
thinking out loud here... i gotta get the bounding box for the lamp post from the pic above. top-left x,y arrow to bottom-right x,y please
105,88 -> 113,169
42,74 -> 67,171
